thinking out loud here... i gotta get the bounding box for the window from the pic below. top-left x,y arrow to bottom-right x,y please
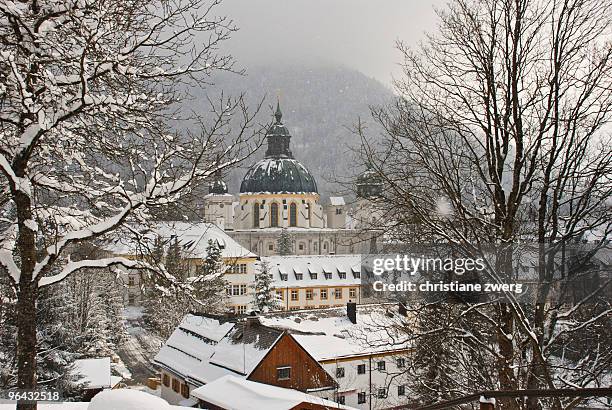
309,272 -> 317,280
324,272 -> 332,280
336,208 -> 342,215
277,367 -> 291,380
349,288 -> 357,298
299,243 -> 304,251
339,272 -> 346,279
334,288 -> 342,299
162,373 -> 170,387
291,290 -> 299,301
377,388 -> 387,399
228,264 -> 247,274
269,243 -> 274,251
289,203 -> 297,227
306,289 -> 313,300
377,361 -> 386,371
128,276 -> 135,286
289,306 -> 300,311
396,358 -> 406,368
280,273 -> 288,281
128,294 -> 135,305
172,378 -> 180,393
337,395 -> 345,405
294,272 -> 303,280
323,242 -> 328,250
335,367 -> 345,378
270,203 -> 279,227
227,285 -> 248,296
357,364 -> 366,374
358,392 -> 367,404
253,203 -> 260,228
320,289 -> 328,300
235,305 -> 247,314
181,383 -> 189,398
398,385 -> 406,396
276,290 -> 284,300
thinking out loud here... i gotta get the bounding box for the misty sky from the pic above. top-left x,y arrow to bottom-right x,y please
215,0 -> 446,86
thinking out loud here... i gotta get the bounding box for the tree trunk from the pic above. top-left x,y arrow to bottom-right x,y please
16,279 -> 37,410
15,189 -> 38,410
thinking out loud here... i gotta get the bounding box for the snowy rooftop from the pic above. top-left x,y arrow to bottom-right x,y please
328,196 -> 346,206
191,375 -> 357,410
260,304 -> 411,361
263,254 -> 361,288
209,321 -> 283,375
152,314 -> 239,386
71,357 -> 113,390
153,314 -> 287,387
103,222 -> 256,259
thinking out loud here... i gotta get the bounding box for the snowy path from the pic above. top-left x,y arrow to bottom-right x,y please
116,308 -> 164,386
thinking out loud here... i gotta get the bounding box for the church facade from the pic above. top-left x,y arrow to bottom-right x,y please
203,102 -> 383,257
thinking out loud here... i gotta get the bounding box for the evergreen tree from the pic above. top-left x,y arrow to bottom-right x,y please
0,243 -> 124,396
276,228 -> 293,255
165,238 -> 185,280
253,262 -> 279,313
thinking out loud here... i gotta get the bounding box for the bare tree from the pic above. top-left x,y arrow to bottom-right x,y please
0,0 -> 262,407
358,0 -> 612,408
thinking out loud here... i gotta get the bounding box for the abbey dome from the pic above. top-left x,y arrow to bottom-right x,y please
239,103 -> 318,194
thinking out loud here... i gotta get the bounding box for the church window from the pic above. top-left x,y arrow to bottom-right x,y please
289,203 -> 297,227
253,203 -> 260,228
270,203 -> 279,227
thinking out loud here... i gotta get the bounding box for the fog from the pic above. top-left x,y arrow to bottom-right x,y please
215,0 -> 445,85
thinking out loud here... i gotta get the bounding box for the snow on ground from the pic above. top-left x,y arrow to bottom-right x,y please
0,389 -> 189,410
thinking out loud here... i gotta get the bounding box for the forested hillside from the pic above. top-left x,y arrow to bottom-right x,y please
194,64 -> 394,198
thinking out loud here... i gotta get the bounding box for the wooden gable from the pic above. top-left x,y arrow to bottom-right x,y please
248,332 -> 336,392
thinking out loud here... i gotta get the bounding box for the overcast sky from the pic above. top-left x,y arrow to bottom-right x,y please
215,0 -> 445,86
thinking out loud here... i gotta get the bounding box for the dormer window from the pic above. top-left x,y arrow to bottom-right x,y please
294,268 -> 303,280
280,273 -> 288,281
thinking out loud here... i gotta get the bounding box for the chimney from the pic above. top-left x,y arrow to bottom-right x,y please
245,314 -> 260,328
347,302 -> 357,324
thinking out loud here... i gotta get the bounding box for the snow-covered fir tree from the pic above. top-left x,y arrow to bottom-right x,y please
276,228 -> 293,255
253,261 -> 279,313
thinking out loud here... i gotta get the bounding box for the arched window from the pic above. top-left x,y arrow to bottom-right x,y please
253,203 -> 260,228
270,203 -> 279,227
289,203 -> 297,227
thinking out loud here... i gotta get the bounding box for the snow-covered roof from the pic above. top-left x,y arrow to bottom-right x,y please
260,304 -> 411,361
152,314 -> 238,386
263,255 -> 361,288
208,321 -> 284,375
153,314 -> 286,386
103,222 -> 256,259
71,357 -> 113,389
328,196 -> 346,206
191,375 -> 357,410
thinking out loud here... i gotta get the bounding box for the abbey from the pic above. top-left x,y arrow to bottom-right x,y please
202,102 -> 382,256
